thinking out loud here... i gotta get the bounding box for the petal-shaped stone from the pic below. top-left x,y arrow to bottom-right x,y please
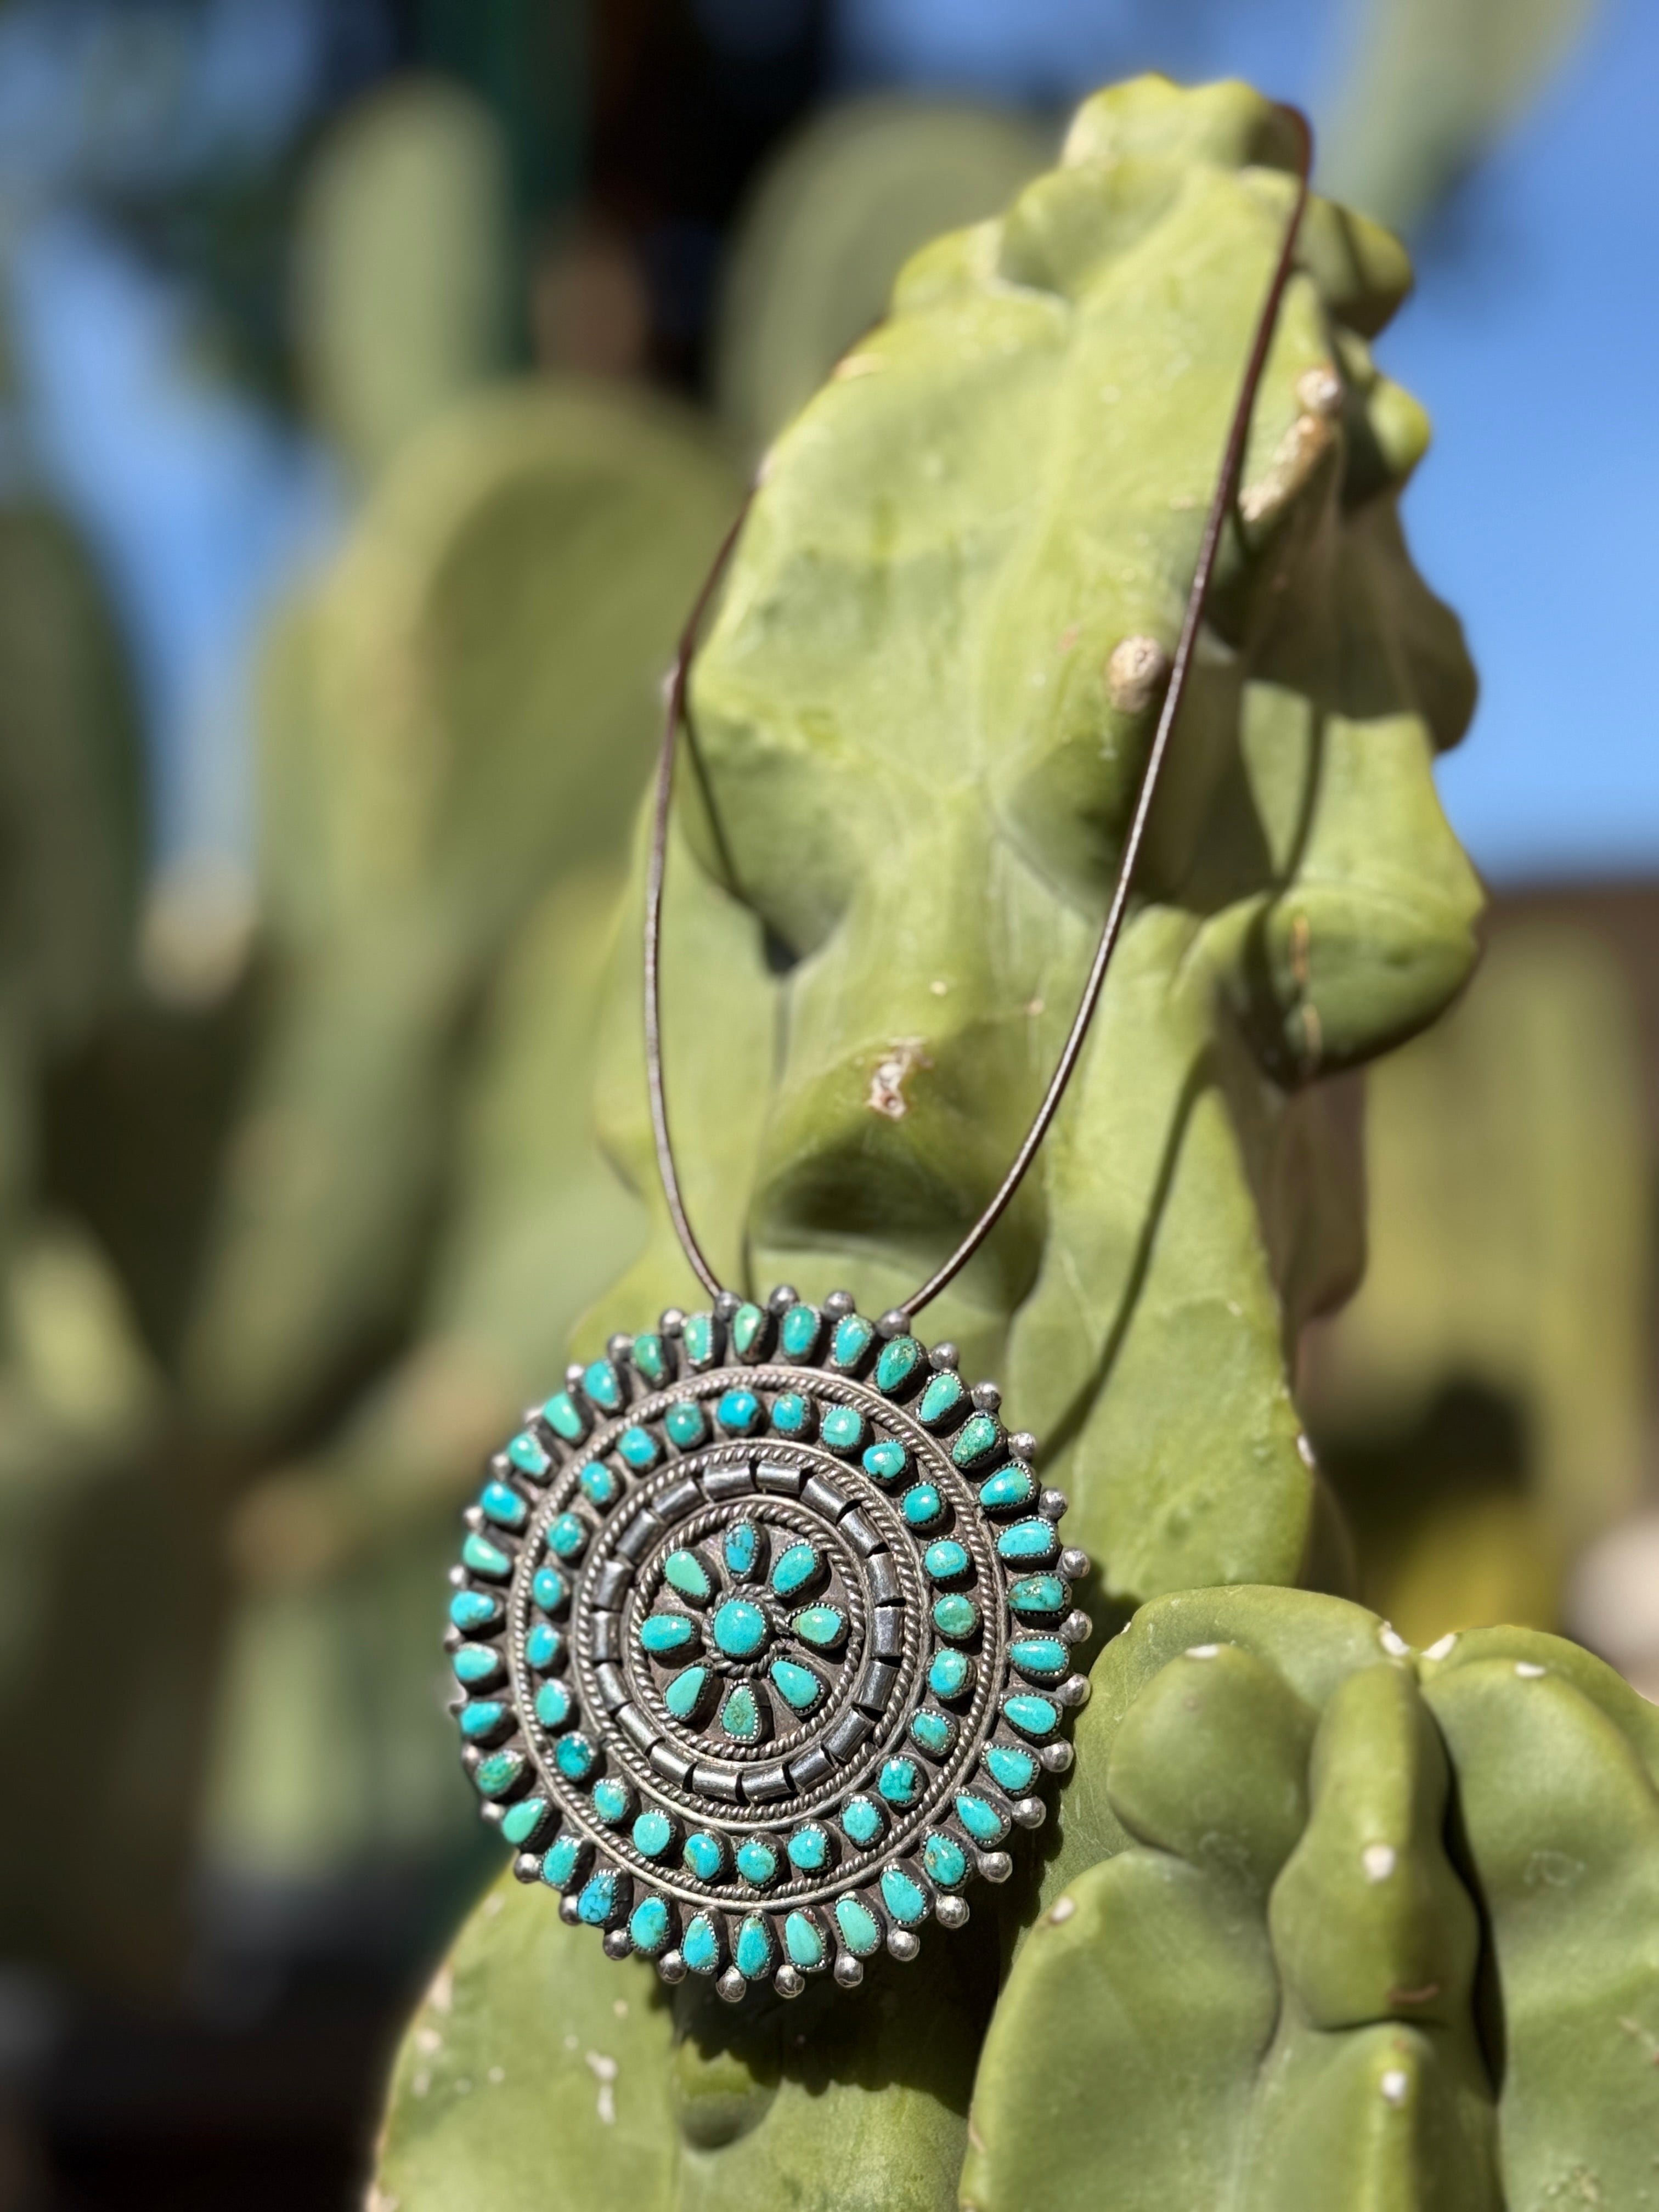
910,1708 -> 956,1757
984,1742 -> 1038,1794
682,1912 -> 721,1973
1008,1573 -> 1067,1615
829,1313 -> 876,1371
1011,1636 -> 1069,1679
534,1680 -> 573,1730
950,1412 -> 1002,1469
713,1599 -> 769,1660
769,1657 -> 825,1714
785,1910 -> 827,1968
532,1565 -> 569,1615
723,1520 -> 764,1579
507,1433 -> 550,1478
629,1897 -> 671,1954
577,1870 -> 622,1926
631,1332 -> 670,1387
449,1589 -> 500,1633
579,1462 -> 619,1506
917,1371 -> 967,1429
591,1777 -> 633,1825
664,1549 -> 714,1604
996,1518 -> 1059,1564
461,1533 -> 512,1579
459,1700 -> 509,1741
640,1611 -> 697,1657
681,1311 -> 717,1368
923,1833 -> 968,1888
480,1479 -> 528,1527
735,1914 -> 774,1979
835,1895 -> 883,1956
526,1621 -> 563,1671
664,1401 -> 707,1449
861,1438 -> 909,1484
731,1301 -> 768,1357
978,1461 -> 1037,1512
501,1796 -> 551,1847
540,1834 -> 588,1888
791,1604 -> 848,1651
874,1335 -> 926,1396
473,1748 -> 525,1798
780,1302 -> 821,1359
881,1865 -> 930,1926
452,1643 -> 503,1686
720,1684 -> 763,1742
664,1666 -> 714,1722
583,1359 -> 623,1412
955,1791 -> 1009,1845
770,1540 -> 823,1598
547,1514 -> 588,1561
541,1391 -> 587,1442
1005,1692 -> 1061,1740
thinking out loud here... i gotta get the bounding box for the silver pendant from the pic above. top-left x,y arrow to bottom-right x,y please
447,1286 -> 1090,2001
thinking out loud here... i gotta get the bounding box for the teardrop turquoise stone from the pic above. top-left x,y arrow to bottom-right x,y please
780,1302 -> 821,1358
923,1833 -> 968,1888
664,1549 -> 714,1603
950,1413 -> 1002,1468
507,1432 -> 550,1477
449,1589 -> 500,1632
577,1871 -> 619,1925
591,1777 -> 632,1825
984,1742 -> 1038,1794
1011,1637 -> 1068,1678
1005,1693 -> 1060,1740
928,1650 -> 973,1699
541,1391 -> 587,1442
500,1796 -> 550,1847
633,1809 -> 676,1858
681,1311 -> 716,1367
785,1911 -> 826,1968
720,1684 -> 763,1742
835,1895 -> 883,1956
461,1533 -> 512,1579
682,1912 -> 721,1973
640,1612 -> 697,1657
910,1708 -> 956,1757
480,1479 -> 528,1527
472,1748 -> 524,1798
917,1371 -> 966,1427
731,1301 -> 768,1357
978,1462 -> 1037,1511
683,1831 -> 726,1880
1009,1574 -> 1066,1615
901,1483 -> 943,1528
881,1865 -> 929,1926
547,1514 -> 588,1561
769,1658 -> 824,1714
555,1734 -> 597,1782
532,1565 -> 568,1614
735,1914 -> 774,1979
534,1680 -> 572,1730
579,1462 -> 618,1506
770,1541 -> 822,1597
861,1438 -> 909,1483
540,1833 -> 586,1887
791,1604 -> 847,1651
724,1520 -> 763,1578
631,1333 -> 670,1386
874,1335 -> 925,1395
955,1791 -> 1008,1844
664,1666 -> 712,1721
829,1313 -> 876,1370
997,1518 -> 1059,1564
452,1643 -> 501,1686
629,1897 -> 671,1954
583,1359 -> 623,1412
458,1701 -> 507,1740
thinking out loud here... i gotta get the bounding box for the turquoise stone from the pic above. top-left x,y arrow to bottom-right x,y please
910,1708 -> 956,1757
664,1401 -> 707,1448
715,1388 -> 761,1436
923,1539 -> 969,1582
555,1733 -> 597,1781
791,1604 -> 847,1651
874,1335 -> 926,1396
664,1666 -> 713,1721
878,1757 -> 921,1807
787,1824 -> 830,1872
979,1460 -> 1037,1511
449,1589 -> 500,1633
923,1833 -> 968,1888
918,1371 -> 967,1428
770,1540 -> 822,1597
881,1865 -> 930,1926
500,1796 -> 550,1847
682,1912 -> 722,1974
780,1302 -> 821,1359
785,1911 -> 827,1969
1011,1636 -> 1069,1679
541,1391 -> 587,1442
731,1301 -> 768,1357
534,1680 -> 573,1730
835,1895 -> 883,1957
736,1837 -> 779,1886
861,1438 -> 909,1484
713,1599 -> 768,1660
932,1593 -> 979,1638
579,1462 -> 618,1506
461,1532 -> 512,1579
639,1612 -> 697,1657
633,1809 -> 676,1858
583,1359 -> 623,1412
618,1425 -> 662,1470
532,1565 -> 569,1614
950,1413 -> 1002,1469
540,1833 -> 586,1888
526,1622 -> 562,1670
631,1332 -> 670,1387
459,1700 -> 507,1741
928,1650 -> 974,1699
998,1518 -> 1059,1564
820,1404 -> 866,1454
769,1391 -> 814,1437
664,1550 -> 714,1604
1006,1693 -> 1060,1739
681,1311 -> 717,1367
473,1748 -> 525,1798
592,1776 -> 633,1825
735,1914 -> 774,1979
720,1684 -> 763,1742
769,1657 -> 823,1714
955,1791 -> 1009,1844
723,1517 -> 764,1583
507,1432 -> 550,1478
577,1871 -> 620,1926
841,1796 -> 884,1847
984,1742 -> 1039,1794
548,1514 -> 588,1561
683,1830 -> 727,1881
1009,1574 -> 1067,1615
901,1483 -> 944,1529
629,1897 -> 671,1954
478,1479 -> 527,1528
452,1643 -> 503,1686
829,1313 -> 876,1370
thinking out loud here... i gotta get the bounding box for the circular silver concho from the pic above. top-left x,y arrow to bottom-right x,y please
446,1286 -> 1091,2001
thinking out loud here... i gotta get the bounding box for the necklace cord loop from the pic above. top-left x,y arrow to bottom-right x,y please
644,112 -> 1313,1316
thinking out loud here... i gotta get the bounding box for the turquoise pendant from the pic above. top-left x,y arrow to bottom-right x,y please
447,1288 -> 1090,2000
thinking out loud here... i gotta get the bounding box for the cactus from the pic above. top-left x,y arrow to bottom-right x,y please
373,73 -> 1659,2212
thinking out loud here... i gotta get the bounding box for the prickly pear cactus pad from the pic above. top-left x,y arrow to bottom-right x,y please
961,1589 -> 1659,2211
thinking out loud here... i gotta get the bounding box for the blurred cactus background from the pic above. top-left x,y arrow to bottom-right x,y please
0,0 -> 1654,2207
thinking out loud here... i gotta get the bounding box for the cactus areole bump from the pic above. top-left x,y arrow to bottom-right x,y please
447,112 -> 1315,2002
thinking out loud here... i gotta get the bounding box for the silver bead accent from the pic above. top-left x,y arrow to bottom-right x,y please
566,1362 -> 586,1390
766,1285 -> 798,1314
887,1928 -> 921,1961
935,1894 -> 970,1929
606,1333 -> 634,1364
833,1953 -> 865,1988
970,1380 -> 1001,1412
558,1894 -> 582,1924
602,1928 -> 633,1960
823,1289 -> 856,1317
930,1342 -> 960,1370
462,1505 -> 484,1531
1059,1547 -> 1091,1581
447,1565 -> 466,1587
1007,1431 -> 1038,1460
1060,1610 -> 1093,1644
512,1853 -> 540,1883
774,1965 -> 805,1999
1040,1488 -> 1068,1521
657,1950 -> 687,1984
876,1309 -> 912,1338
977,1850 -> 1014,1882
1041,1740 -> 1075,1773
661,1307 -> 685,1336
1054,1674 -> 1091,1709
716,1967 -> 748,2004
1011,1798 -> 1047,1829
714,1291 -> 741,1320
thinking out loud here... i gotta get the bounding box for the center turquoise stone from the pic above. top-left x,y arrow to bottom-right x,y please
712,1598 -> 769,1661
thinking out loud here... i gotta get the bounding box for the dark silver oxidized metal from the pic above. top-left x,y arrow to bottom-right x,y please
448,1286 -> 1090,2000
